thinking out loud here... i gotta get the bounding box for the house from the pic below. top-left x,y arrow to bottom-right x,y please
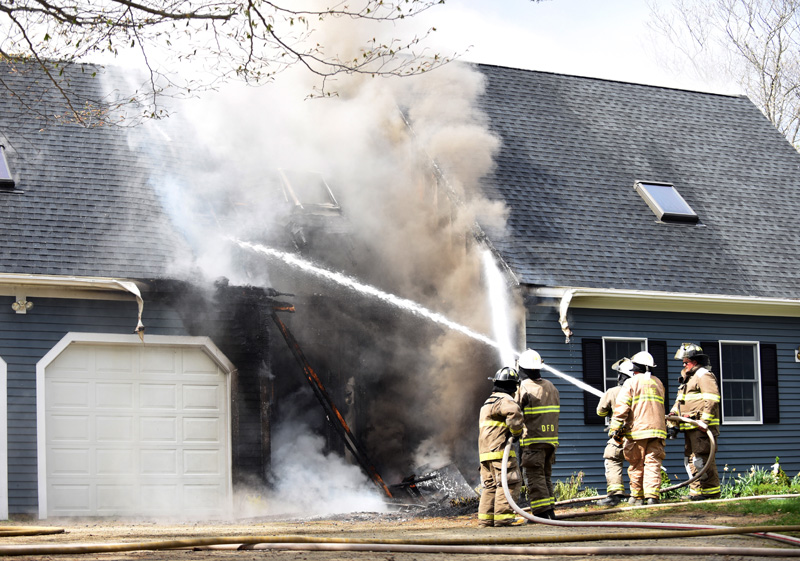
472,63 -> 800,489
0,63 -> 282,518
3,55 -> 799,520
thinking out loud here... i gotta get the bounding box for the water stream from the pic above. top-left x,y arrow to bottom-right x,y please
233,238 -> 603,397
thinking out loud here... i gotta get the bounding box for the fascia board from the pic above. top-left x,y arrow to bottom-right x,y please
528,287 -> 800,318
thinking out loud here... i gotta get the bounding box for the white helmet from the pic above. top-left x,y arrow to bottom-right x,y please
630,351 -> 655,372
612,358 -> 635,385
517,349 -> 543,370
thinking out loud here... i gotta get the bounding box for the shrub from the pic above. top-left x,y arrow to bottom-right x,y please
554,471 -> 598,501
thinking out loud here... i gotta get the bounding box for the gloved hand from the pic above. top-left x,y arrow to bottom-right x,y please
667,426 -> 680,440
688,411 -> 702,420
608,429 -> 623,445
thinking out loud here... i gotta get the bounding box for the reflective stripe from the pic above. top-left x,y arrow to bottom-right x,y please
524,406 -> 560,414
510,427 -> 523,436
494,512 -> 517,520
679,419 -> 719,430
700,485 -> 720,495
479,450 -> 517,462
529,497 -> 555,509
607,484 -> 625,493
631,394 -> 664,405
626,429 -> 667,440
683,393 -> 720,402
478,513 -> 494,520
481,420 -> 507,428
521,437 -> 558,446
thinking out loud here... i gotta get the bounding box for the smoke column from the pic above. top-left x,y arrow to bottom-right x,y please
129,15 -> 514,511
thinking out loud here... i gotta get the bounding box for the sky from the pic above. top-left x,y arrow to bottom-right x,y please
417,0 -> 741,95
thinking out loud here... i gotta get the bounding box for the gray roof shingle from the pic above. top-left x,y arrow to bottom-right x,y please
0,62 -> 188,279
475,63 -> 800,298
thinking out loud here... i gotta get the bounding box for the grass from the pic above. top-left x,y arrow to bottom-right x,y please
554,458 -> 800,503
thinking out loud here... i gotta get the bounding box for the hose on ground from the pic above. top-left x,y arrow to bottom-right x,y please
500,439 -> 800,546
0,527 -> 63,537
4,527 -> 800,557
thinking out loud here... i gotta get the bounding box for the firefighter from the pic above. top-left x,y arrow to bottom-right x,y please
670,343 -> 721,500
608,351 -> 666,506
515,349 -> 560,520
595,357 -> 634,507
478,366 -> 524,527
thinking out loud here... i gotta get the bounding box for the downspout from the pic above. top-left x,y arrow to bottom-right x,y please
558,289 -> 575,342
113,280 -> 146,340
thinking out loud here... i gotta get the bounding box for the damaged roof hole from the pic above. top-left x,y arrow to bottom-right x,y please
634,181 -> 699,223
279,169 -> 340,213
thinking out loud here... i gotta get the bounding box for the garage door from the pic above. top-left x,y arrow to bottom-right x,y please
43,342 -> 231,517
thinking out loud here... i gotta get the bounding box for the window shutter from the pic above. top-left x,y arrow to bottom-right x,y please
582,338 -> 604,425
700,341 -> 720,377
760,344 -> 780,424
648,340 -> 669,399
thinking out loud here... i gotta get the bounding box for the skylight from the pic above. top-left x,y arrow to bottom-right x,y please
278,169 -> 339,213
634,181 -> 698,223
0,145 -> 15,188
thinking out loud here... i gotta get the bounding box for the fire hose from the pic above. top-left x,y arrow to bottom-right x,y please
557,415 -> 716,506
499,436 -> 800,548
3,525 -> 800,557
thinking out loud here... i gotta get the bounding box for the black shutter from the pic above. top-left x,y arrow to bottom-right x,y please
648,340 -> 669,399
700,341 -> 721,424
582,338 -> 604,425
760,344 -> 780,424
700,341 -> 720,376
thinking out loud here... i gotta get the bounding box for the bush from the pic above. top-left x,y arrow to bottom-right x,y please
720,458 -> 800,498
553,471 -> 598,501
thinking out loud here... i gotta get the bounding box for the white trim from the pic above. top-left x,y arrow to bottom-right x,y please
36,333 -> 236,519
531,286 -> 800,318
717,340 -> 763,426
0,357 -> 7,519
601,337 -> 647,392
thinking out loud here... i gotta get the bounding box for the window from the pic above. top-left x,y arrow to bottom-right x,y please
719,341 -> 761,423
634,181 -> 698,223
602,337 -> 645,391
0,145 -> 15,188
278,169 -> 339,213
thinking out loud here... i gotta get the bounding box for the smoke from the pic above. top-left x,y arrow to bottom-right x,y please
127,22 -> 514,505
237,417 -> 388,518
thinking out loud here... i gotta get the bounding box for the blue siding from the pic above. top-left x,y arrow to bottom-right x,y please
0,296 -> 190,514
526,304 -> 800,492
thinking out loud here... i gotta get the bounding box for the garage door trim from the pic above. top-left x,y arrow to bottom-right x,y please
36,333 -> 235,519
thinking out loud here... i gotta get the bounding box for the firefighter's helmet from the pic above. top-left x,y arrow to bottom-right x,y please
611,357 -> 635,384
517,349 -> 543,370
630,351 -> 655,372
675,343 -> 710,366
674,343 -> 703,360
489,366 -> 520,384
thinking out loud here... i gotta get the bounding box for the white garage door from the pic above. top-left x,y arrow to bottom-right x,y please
43,343 -> 231,517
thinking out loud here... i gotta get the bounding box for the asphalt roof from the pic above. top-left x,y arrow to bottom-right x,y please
474,63 -> 800,299
0,62 -> 188,279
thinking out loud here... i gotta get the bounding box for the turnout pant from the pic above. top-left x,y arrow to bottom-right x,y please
520,444 -> 556,515
603,439 -> 625,496
478,458 -> 521,527
685,429 -> 720,497
623,438 -> 665,500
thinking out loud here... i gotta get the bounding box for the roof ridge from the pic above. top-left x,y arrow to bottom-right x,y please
471,61 -> 745,99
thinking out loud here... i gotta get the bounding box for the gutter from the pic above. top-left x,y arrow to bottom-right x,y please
0,273 -> 145,338
527,286 -> 800,339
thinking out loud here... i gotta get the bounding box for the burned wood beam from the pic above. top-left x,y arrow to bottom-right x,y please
270,310 -> 393,499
